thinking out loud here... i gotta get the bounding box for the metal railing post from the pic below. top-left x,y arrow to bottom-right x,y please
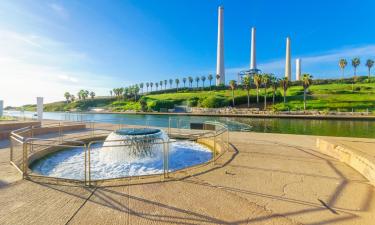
22,141 -> 28,179
213,134 -> 216,165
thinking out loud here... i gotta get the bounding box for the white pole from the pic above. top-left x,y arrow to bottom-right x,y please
37,97 -> 43,121
285,37 -> 291,80
0,100 -> 3,117
250,27 -> 256,70
216,6 -> 225,85
296,58 -> 301,81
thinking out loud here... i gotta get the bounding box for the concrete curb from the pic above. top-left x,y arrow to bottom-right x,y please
317,138 -> 375,186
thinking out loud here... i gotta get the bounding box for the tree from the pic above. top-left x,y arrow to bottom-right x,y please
175,78 -> 180,92
352,57 -> 360,77
164,80 -> 167,89
301,74 -> 313,110
242,75 -> 251,108
134,85 -> 140,101
70,94 -> 75,102
201,75 -> 206,89
215,74 -> 220,86
229,80 -> 237,106
366,59 -> 374,80
253,73 -> 262,103
109,90 -> 113,97
351,58 -> 360,91
159,81 -> 163,90
270,75 -> 278,105
188,76 -> 193,89
64,92 -> 70,103
208,74 -> 213,90
89,91 -> 95,99
182,77 -> 187,88
195,76 -> 200,88
146,82 -> 150,93
280,77 -> 289,103
169,79 -> 173,89
155,82 -> 159,91
262,74 -> 270,110
139,83 -> 144,94
339,59 -> 347,79
150,82 -> 153,92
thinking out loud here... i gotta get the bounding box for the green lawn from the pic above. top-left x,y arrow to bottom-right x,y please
10,80 -> 375,112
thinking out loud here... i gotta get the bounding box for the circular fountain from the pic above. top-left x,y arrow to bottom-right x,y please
30,128 -> 213,180
100,128 -> 167,163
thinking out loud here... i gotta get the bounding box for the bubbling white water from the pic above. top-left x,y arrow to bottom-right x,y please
99,128 -> 168,164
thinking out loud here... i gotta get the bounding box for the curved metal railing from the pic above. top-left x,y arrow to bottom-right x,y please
9,120 -> 229,186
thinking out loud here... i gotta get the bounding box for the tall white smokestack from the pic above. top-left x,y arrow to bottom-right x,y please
216,6 -> 225,85
296,58 -> 301,81
250,27 -> 256,70
285,37 -> 291,80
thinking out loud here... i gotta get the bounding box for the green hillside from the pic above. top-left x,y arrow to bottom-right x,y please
10,77 -> 375,113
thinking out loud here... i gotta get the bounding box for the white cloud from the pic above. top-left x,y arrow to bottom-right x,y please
0,30 -> 117,107
48,3 -> 69,20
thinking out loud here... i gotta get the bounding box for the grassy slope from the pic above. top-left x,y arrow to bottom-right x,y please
146,82 -> 375,111
11,81 -> 375,112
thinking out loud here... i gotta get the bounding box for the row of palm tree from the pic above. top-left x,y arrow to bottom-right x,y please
111,85 -> 140,101
141,74 -> 217,93
339,58 -> 374,79
64,90 -> 95,103
228,73 -> 313,110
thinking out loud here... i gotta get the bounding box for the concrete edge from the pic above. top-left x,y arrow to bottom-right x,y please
316,138 -> 375,186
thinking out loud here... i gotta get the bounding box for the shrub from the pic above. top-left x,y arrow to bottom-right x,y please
187,97 -> 199,107
199,96 -> 229,108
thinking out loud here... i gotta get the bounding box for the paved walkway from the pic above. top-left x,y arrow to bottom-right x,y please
0,132 -> 374,224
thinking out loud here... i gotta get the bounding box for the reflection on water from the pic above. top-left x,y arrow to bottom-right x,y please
5,111 -> 375,138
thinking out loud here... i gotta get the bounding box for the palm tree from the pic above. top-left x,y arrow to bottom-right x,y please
270,75 -> 278,105
339,59 -> 347,79
201,75 -> 206,89
215,74 -> 220,86
229,80 -> 237,106
70,94 -> 75,102
169,79 -> 173,89
175,78 -> 180,92
188,77 -> 193,89
109,90 -> 113,97
134,85 -> 140,101
182,77 -> 187,88
164,80 -> 167,89
139,83 -> 144,94
366,59 -> 374,80
159,81 -> 163,90
302,74 -> 313,110
253,73 -> 262,103
280,77 -> 289,103
352,57 -> 360,91
262,74 -> 270,110
352,57 -> 361,77
208,74 -> 213,90
242,75 -> 251,108
146,82 -> 150,93
155,82 -> 159,91
150,82 -> 153,92
89,91 -> 95,99
195,76 -> 200,88
64,92 -> 70,103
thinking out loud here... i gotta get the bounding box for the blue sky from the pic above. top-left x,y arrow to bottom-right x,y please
1,0 -> 375,106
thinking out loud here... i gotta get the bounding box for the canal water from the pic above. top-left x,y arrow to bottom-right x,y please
5,111 -> 375,138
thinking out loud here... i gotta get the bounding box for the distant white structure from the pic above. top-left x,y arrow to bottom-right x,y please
216,6 -> 225,85
0,100 -> 3,117
296,58 -> 301,81
285,37 -> 291,80
250,27 -> 256,70
37,97 -> 43,121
